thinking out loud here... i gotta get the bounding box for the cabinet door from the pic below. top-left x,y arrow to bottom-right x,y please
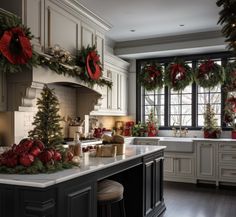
119,72 -> 128,114
197,142 -> 216,180
175,157 -> 194,178
144,160 -> 154,216
23,0 -> 44,51
95,31 -> 104,66
0,71 -> 6,111
45,1 -> 80,54
111,70 -> 119,110
81,22 -> 95,48
58,181 -> 95,217
154,157 -> 164,208
163,156 -> 175,176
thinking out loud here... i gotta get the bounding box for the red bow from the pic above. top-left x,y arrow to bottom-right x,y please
0,27 -> 32,64
171,64 -> 185,84
86,51 -> 101,80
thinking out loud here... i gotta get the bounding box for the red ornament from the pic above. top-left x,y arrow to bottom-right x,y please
30,146 -> 41,157
14,139 -> 33,155
38,150 -> 53,164
53,151 -> 62,161
0,27 -> 32,64
0,150 -> 18,167
19,154 -> 34,167
33,140 -> 45,150
86,50 -> 101,80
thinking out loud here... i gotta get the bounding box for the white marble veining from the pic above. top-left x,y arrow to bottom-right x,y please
0,145 -> 165,188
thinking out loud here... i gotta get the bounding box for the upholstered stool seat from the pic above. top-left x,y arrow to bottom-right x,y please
97,179 -> 126,217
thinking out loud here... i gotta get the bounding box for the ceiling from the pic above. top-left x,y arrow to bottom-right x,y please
79,0 -> 222,42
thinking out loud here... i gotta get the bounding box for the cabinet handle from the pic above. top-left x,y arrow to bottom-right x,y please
201,144 -> 212,147
232,156 -> 236,159
230,172 -> 236,176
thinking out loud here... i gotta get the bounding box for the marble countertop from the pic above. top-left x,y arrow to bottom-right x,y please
0,145 -> 165,188
126,136 -> 236,142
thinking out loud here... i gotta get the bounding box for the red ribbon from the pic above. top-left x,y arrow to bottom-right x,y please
86,50 -> 101,80
199,60 -> 214,74
0,27 -> 32,64
171,63 -> 186,84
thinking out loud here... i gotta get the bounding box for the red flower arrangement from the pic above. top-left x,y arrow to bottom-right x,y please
165,59 -> 193,91
195,59 -> 223,88
0,27 -> 32,64
0,138 -> 76,174
139,63 -> 164,91
86,50 -> 101,80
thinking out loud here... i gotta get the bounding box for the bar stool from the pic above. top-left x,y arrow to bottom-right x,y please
97,179 -> 126,217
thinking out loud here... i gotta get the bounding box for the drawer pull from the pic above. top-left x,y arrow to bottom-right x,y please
231,173 -> 236,176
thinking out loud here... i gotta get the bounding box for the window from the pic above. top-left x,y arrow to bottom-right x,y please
137,52 -> 232,129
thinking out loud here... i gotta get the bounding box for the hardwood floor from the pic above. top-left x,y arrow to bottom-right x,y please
161,182 -> 236,217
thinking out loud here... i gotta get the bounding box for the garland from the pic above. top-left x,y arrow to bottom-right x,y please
165,59 -> 193,91
0,8 -> 38,73
195,59 -> 224,89
39,45 -> 112,88
217,0 -> 236,53
224,61 -> 236,92
139,63 -> 164,91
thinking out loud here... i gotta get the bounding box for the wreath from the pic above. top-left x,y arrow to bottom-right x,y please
139,63 -> 164,91
165,59 -> 193,91
195,59 -> 224,88
0,9 -> 38,73
224,95 -> 236,130
224,61 -> 236,92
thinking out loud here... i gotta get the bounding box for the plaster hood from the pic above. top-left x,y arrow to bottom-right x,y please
6,65 -> 106,113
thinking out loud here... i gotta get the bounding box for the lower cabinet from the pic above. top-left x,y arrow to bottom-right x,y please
57,178 -> 95,217
143,153 -> 165,217
164,153 -> 195,183
196,141 -> 216,181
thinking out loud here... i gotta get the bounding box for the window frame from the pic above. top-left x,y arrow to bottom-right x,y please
136,51 -> 232,130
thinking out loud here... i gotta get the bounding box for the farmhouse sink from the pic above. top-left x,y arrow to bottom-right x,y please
158,137 -> 194,153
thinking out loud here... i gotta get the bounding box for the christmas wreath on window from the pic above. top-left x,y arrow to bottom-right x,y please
165,59 -> 193,91
139,63 -> 164,91
0,9 -> 37,73
224,61 -> 236,92
195,59 -> 224,88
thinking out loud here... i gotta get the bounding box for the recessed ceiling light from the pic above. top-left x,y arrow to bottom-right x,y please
179,24 -> 185,27
130,29 -> 136,32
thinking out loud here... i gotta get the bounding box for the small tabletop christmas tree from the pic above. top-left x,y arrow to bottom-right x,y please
146,108 -> 158,137
203,103 -> 221,138
29,85 -> 63,147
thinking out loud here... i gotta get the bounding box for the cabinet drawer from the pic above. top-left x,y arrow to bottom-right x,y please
219,166 -> 236,182
134,139 -> 159,146
219,143 -> 236,152
219,153 -> 236,165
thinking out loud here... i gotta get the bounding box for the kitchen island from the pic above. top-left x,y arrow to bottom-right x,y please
0,145 -> 166,217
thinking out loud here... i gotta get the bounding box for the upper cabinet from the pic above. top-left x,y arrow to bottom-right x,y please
0,0 -> 110,60
90,52 -> 129,116
0,0 -> 44,52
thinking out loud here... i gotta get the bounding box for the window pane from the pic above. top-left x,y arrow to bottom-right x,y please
170,95 -> 181,105
155,105 -> 164,115
145,106 -> 154,114
210,93 -> 221,104
182,94 -> 192,104
170,105 -> 180,115
145,95 -> 155,106
182,105 -> 192,114
170,115 -> 180,126
198,115 -> 204,126
155,95 -> 165,105
182,115 -> 192,126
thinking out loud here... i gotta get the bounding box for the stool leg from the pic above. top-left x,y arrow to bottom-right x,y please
119,199 -> 126,217
106,204 -> 111,217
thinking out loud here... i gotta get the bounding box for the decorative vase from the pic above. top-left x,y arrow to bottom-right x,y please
204,130 -> 217,138
232,131 -> 236,139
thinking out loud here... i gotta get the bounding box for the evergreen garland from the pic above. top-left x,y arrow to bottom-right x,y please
165,59 -> 193,91
139,63 -> 164,91
28,85 -> 64,148
195,59 -> 224,89
217,0 -> 236,53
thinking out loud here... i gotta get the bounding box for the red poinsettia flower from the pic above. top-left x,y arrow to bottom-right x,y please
0,27 -> 32,64
86,50 -> 101,80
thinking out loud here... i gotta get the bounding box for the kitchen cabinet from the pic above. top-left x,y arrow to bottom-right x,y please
218,142 -> 236,183
196,141 -> 217,182
143,153 -> 165,217
0,71 -> 7,111
0,0 -> 44,52
90,53 -> 129,116
164,153 -> 195,183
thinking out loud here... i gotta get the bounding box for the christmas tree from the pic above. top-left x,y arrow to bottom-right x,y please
203,103 -> 221,133
217,0 -> 236,53
29,85 -> 63,147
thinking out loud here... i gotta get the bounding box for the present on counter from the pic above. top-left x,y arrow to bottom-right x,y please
124,121 -> 134,136
96,144 -> 117,157
101,134 -> 125,155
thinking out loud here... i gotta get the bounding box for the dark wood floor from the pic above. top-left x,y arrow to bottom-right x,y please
161,182 -> 236,217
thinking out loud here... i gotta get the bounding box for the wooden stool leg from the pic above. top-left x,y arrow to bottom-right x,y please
119,199 -> 126,217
